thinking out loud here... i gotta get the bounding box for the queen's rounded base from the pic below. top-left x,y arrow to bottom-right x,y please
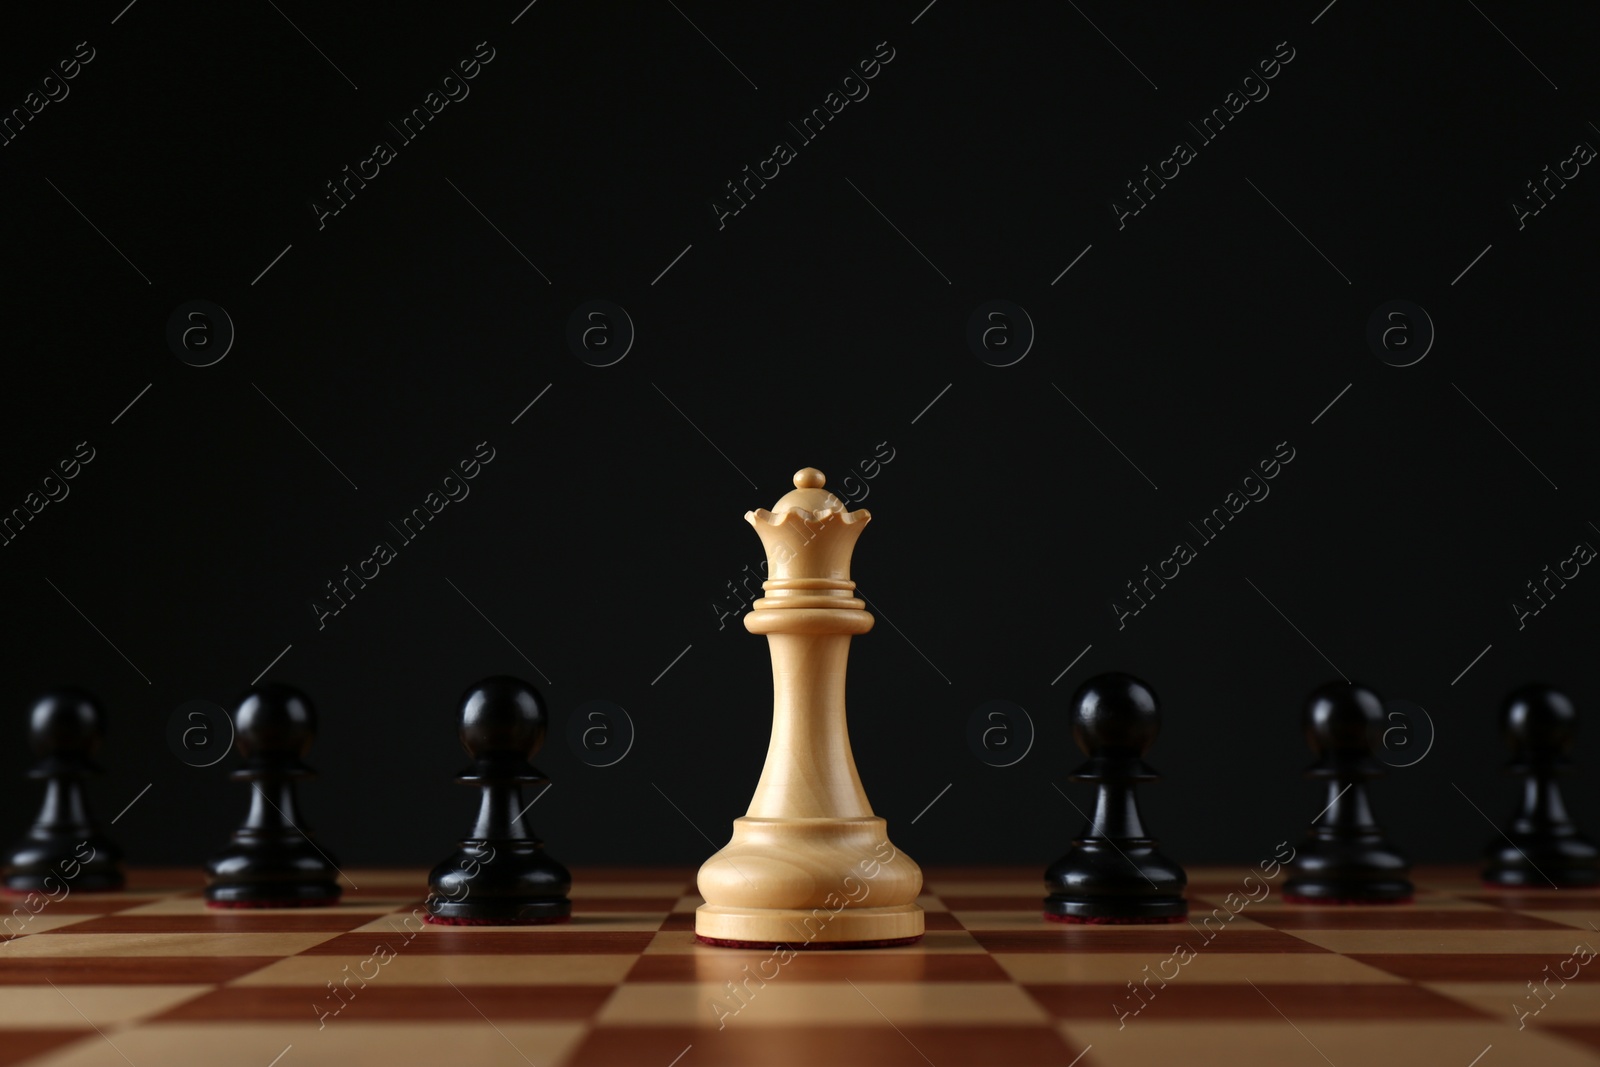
694,902 -> 923,947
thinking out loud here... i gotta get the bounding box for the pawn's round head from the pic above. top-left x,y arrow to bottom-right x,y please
28,688 -> 106,763
458,676 -> 546,760
1501,684 -> 1576,759
233,683 -> 318,761
1303,681 -> 1383,756
1071,672 -> 1160,756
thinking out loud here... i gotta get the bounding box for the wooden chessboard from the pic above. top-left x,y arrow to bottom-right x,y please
1,866 -> 1598,1066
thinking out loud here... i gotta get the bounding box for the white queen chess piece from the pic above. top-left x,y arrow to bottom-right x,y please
696,467 -> 923,948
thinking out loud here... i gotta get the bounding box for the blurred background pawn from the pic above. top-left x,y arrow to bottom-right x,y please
1284,681 -> 1413,904
426,676 -> 570,925
4,689 -> 124,893
1043,672 -> 1187,924
205,683 -> 343,908
1484,684 -> 1598,887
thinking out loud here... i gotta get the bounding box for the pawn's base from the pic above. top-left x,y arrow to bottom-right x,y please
695,933 -> 923,950
1042,896 -> 1188,923
425,899 -> 571,924
1281,874 -> 1413,905
5,833 -> 125,896
1044,911 -> 1187,925
1043,838 -> 1188,925
205,882 -> 342,908
426,840 -> 571,926
695,903 -> 924,948
4,872 -> 124,895
1483,868 -> 1599,889
206,896 -> 340,909
1478,876 -> 1593,895
204,838 -> 343,911
424,912 -> 571,926
1283,892 -> 1414,906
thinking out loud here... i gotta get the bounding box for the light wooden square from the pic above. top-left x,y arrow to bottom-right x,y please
0,932 -> 338,957
231,953 -> 640,986
994,952 -> 1405,984
600,980 -> 1047,1026
1284,929 -> 1596,954
23,1022 -> 588,1067
348,913 -> 666,935
1059,1020 -> 1594,1067
0,986 -> 210,1028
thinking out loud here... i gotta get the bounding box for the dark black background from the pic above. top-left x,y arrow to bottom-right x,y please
1,0 -> 1596,872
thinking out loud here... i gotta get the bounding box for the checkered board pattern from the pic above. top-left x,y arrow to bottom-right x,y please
1,867 -> 1598,1066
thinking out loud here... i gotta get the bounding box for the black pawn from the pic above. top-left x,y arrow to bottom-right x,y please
5,689 -> 124,893
426,677 -> 571,925
205,684 -> 341,907
1044,672 -> 1187,923
1284,682 -> 1413,903
1484,685 -> 1598,887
